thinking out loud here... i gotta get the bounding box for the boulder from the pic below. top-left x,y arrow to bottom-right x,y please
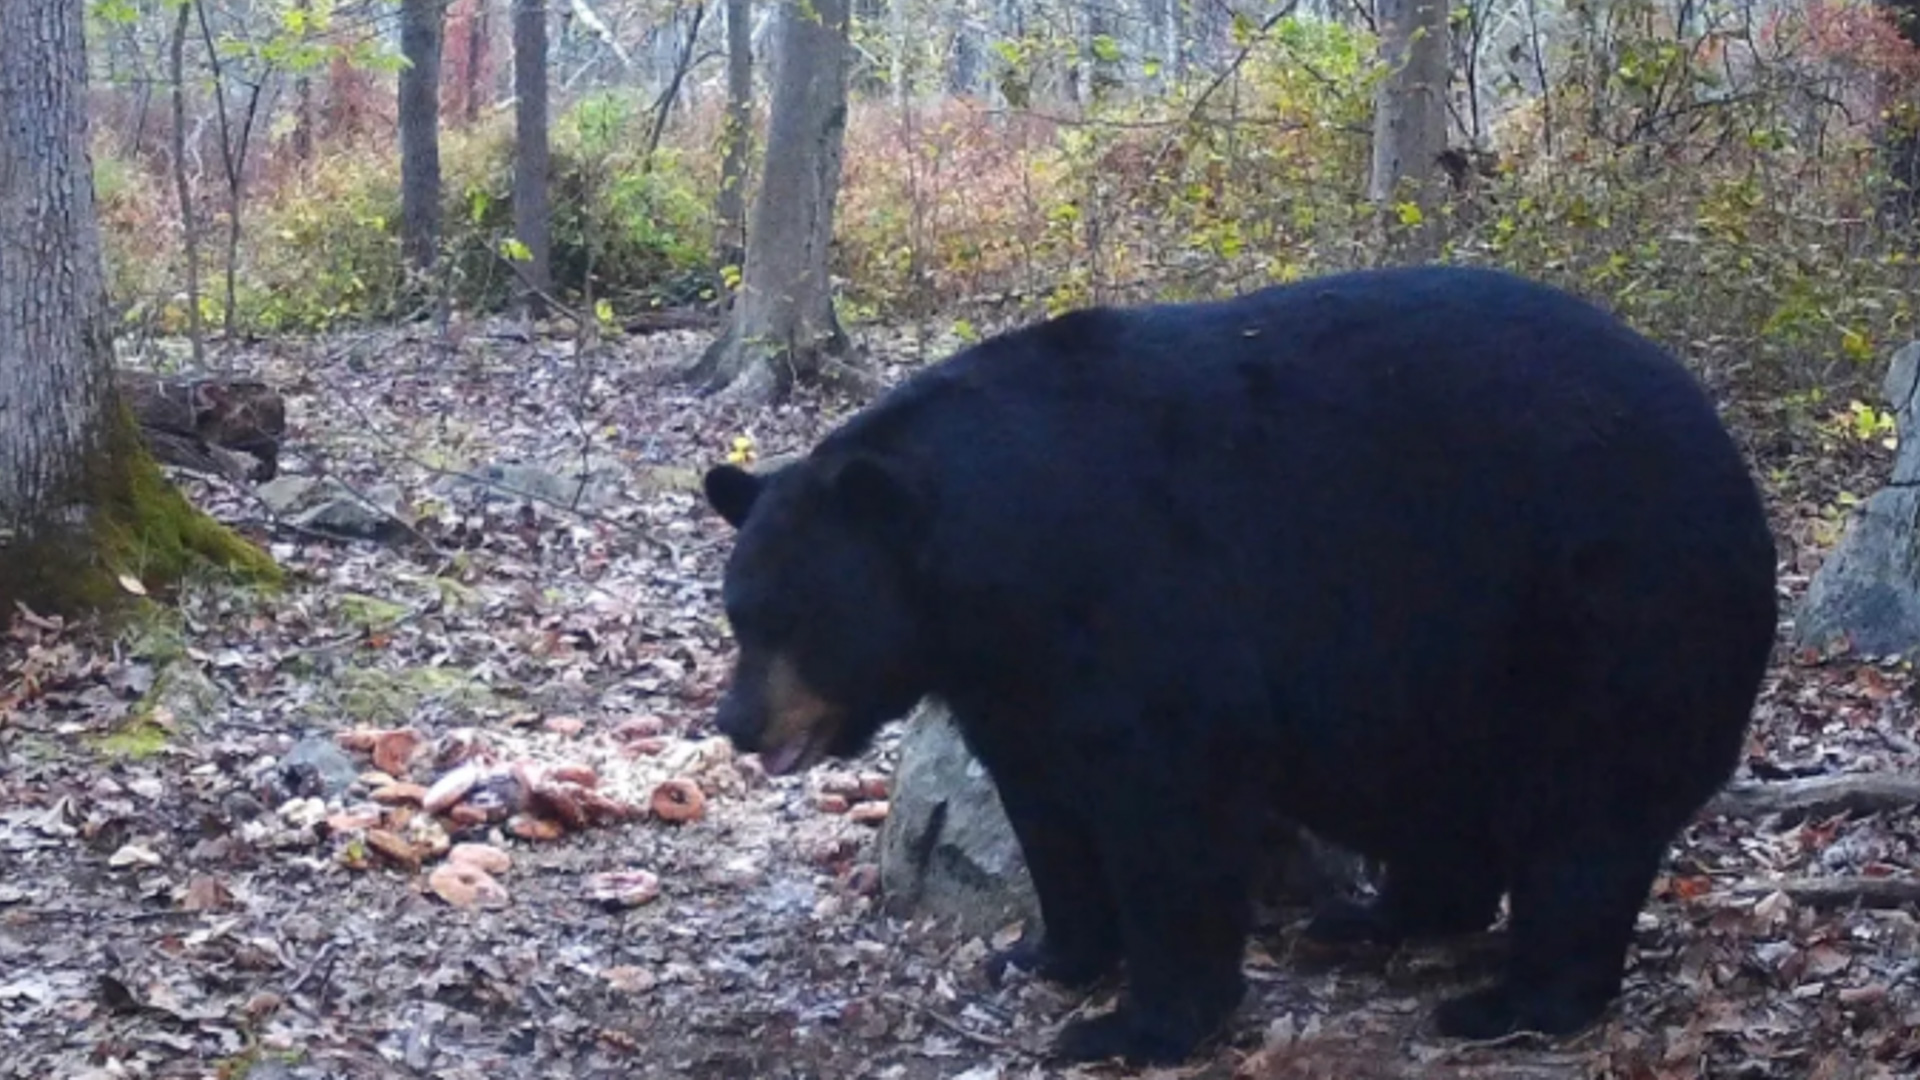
875,700 -> 1374,940
876,702 -> 1039,937
1796,341 -> 1920,656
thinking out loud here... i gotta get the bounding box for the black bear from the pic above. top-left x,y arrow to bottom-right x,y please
700,265 -> 1778,1066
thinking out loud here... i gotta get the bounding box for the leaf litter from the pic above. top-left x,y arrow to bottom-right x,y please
1,318 -> 1918,1079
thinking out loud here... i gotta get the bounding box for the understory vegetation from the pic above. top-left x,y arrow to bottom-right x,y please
93,2 -> 1920,418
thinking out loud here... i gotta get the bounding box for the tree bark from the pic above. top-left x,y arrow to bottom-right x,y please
294,0 -> 314,159
686,0 -> 854,404
463,0 -> 491,125
0,0 -> 278,615
714,0 -> 753,267
512,0 -> 553,316
399,0 -> 447,271
168,0 -> 205,364
1368,0 -> 1450,250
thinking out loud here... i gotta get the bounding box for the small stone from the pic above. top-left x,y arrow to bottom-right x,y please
506,814 -> 566,842
584,870 -> 661,909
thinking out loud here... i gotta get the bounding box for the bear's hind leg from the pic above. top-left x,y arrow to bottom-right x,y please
1432,828 -> 1667,1040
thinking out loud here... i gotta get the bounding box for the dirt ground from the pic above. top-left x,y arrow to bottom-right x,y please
4,320 -> 1919,1080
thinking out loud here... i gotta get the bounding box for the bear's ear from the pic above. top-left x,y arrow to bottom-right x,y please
826,454 -> 924,550
704,464 -> 765,529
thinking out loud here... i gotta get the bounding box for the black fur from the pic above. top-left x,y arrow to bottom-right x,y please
703,265 -> 1778,1065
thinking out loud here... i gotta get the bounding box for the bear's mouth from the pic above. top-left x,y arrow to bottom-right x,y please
757,722 -> 840,776
752,654 -> 846,776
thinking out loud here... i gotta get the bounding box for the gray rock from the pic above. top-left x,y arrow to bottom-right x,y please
437,454 -> 625,512
143,659 -> 223,730
277,735 -> 361,800
876,702 -> 1039,936
874,701 -> 1377,941
259,475 -> 410,542
1797,341 -> 1920,656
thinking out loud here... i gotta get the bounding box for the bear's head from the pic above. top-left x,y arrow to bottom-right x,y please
702,453 -> 932,775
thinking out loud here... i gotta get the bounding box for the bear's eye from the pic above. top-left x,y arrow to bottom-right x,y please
723,589 -> 795,646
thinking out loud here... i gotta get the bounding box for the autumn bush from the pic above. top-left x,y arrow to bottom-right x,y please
834,16 -> 1379,320
91,90 -> 718,334
834,6 -> 1920,408
89,2 -> 1920,415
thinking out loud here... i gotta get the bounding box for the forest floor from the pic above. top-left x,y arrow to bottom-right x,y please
4,316 -> 1920,1080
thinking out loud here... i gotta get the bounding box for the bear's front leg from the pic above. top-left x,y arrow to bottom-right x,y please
1046,744 -> 1259,1066
977,747 -> 1124,989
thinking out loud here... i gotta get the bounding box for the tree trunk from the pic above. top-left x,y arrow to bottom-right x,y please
464,0 -> 491,125
168,0 -> 204,365
686,0 -> 854,404
399,0 -> 447,271
512,0 -> 553,316
715,0 -> 753,267
948,7 -> 981,96
1368,0 -> 1450,254
1084,0 -> 1120,105
889,0 -> 907,106
294,0 -> 314,159
0,0 -> 278,616
1873,0 -> 1920,227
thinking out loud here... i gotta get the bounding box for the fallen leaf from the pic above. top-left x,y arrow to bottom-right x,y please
365,828 -> 422,870
179,875 -> 235,912
108,842 -> 164,868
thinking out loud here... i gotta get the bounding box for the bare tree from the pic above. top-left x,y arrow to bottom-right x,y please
686,0 -> 854,403
464,0 -> 492,125
294,0 -> 315,159
1368,0 -> 1450,238
196,1 -> 269,341
513,0 -> 553,315
0,0 -> 273,614
715,0 -> 752,266
169,0 -> 205,364
399,0 -> 447,271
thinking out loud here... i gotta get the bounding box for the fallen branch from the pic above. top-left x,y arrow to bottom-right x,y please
1724,875 -> 1920,912
1705,773 -> 1920,823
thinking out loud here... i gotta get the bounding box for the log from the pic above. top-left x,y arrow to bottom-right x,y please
116,370 -> 286,481
1725,875 -> 1920,912
1706,773 -> 1920,824
624,308 -> 720,335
